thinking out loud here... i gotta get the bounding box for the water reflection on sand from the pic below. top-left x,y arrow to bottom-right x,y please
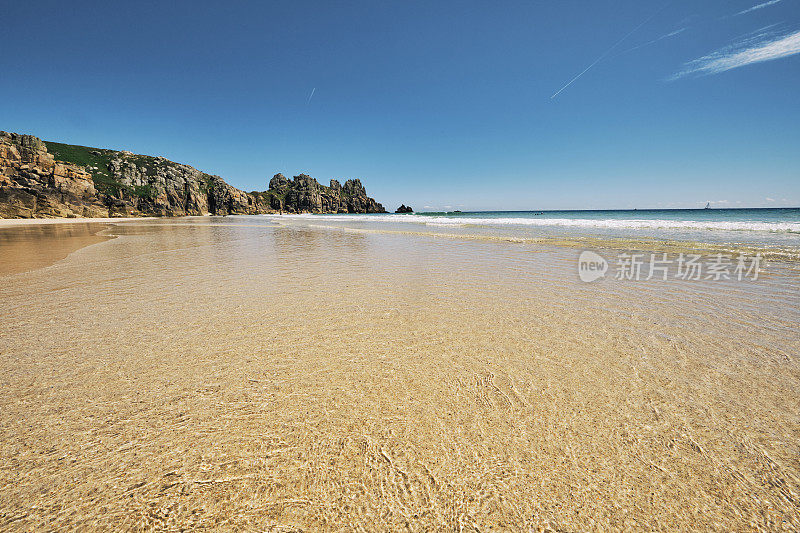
0,216 -> 798,530
0,222 -> 112,275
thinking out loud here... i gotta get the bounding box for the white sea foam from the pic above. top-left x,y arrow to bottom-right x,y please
264,214 -> 800,233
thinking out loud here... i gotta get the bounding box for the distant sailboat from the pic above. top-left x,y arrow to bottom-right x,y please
705,202 -> 710,209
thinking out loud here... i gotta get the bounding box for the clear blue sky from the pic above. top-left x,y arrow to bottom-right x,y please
2,0 -> 798,210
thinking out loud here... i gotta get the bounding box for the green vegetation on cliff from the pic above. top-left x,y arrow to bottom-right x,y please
44,141 -> 156,197
44,141 -> 186,199
3,131 -> 385,218
44,141 -> 116,185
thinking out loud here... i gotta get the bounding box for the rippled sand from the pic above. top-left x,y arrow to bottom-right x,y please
1,217 -> 799,531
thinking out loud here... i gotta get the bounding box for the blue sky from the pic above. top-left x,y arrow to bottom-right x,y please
2,0 -> 799,211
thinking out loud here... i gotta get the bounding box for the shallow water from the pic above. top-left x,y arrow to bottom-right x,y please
271,207 -> 800,259
0,216 -> 799,530
0,222 -> 112,275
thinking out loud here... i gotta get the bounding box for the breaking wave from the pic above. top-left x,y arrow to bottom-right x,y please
265,213 -> 800,233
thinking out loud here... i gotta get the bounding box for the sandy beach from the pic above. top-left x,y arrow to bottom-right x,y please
1,216 -> 798,530
0,217 -> 159,227
4,0 -> 799,528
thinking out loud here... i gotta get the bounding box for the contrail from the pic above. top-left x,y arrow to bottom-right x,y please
550,3 -> 670,99
736,0 -> 781,16
307,87 -> 316,104
616,27 -> 686,56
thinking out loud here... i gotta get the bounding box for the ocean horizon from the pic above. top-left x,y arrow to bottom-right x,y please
288,206 -> 800,227
265,207 -> 800,259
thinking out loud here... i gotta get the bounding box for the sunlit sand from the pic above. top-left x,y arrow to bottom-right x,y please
1,217 -> 798,530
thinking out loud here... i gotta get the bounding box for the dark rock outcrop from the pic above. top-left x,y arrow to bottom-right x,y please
395,204 -> 413,213
262,174 -> 385,214
0,131 -> 386,218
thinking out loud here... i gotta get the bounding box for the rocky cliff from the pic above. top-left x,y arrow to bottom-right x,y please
262,173 -> 385,214
0,131 -> 386,218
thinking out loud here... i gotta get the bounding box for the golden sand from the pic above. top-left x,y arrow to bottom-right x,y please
0,222 -> 112,275
1,217 -> 798,530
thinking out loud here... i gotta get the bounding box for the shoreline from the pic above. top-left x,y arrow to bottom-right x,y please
0,221 -> 119,276
3,214 -> 799,265
0,216 -> 161,228
269,216 -> 800,262
1,216 -> 798,530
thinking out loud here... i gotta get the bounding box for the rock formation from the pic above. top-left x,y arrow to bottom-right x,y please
265,174 -> 385,214
0,131 -> 386,218
0,133 -> 105,218
395,204 -> 413,213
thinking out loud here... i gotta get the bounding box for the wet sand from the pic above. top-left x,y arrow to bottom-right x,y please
0,217 -> 799,530
0,223 -> 113,275
0,216 -> 160,275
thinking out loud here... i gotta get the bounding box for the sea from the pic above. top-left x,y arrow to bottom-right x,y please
265,207 -> 800,260
1,209 -> 799,529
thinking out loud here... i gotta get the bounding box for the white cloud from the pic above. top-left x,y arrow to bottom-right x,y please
766,197 -> 776,202
671,28 -> 800,79
736,0 -> 781,16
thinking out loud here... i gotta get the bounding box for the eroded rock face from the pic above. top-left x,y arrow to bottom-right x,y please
208,176 -> 264,216
269,173 -> 290,192
342,179 -> 384,213
106,155 -> 212,216
0,132 -> 105,218
285,174 -> 323,213
0,132 -> 242,218
267,174 -> 385,214
0,131 -> 387,218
